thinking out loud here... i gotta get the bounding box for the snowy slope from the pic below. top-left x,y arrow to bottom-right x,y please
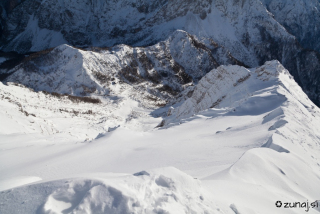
1,61 -> 320,213
0,81 -> 162,146
166,61 -> 300,122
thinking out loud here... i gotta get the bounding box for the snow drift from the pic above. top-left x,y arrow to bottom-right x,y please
1,61 -> 320,214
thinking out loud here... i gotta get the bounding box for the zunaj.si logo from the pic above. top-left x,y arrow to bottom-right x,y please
275,201 -> 282,208
275,200 -> 319,212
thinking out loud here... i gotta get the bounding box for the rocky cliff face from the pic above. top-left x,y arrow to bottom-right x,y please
0,0 -> 212,53
261,0 -> 320,53
0,0 -> 319,105
0,0 -> 24,35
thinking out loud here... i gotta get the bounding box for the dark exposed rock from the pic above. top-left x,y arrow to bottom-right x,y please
261,0 -> 320,53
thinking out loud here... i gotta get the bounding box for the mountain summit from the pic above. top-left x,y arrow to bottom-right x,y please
1,1 -> 320,214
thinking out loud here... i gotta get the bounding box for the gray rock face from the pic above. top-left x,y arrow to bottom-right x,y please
0,0 -> 24,36
0,0 -> 24,18
0,0 -> 212,53
261,0 -> 320,53
0,0 -> 320,105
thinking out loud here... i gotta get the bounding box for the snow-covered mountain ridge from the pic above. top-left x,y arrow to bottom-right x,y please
167,60 -> 320,178
1,61 -> 320,213
1,0 -> 320,105
1,0 -> 320,212
166,60 -> 311,123
163,60 -> 320,176
2,31 -> 243,108
2,0 -> 319,54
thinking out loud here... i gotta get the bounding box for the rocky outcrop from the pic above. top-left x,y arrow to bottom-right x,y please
2,30 -> 243,108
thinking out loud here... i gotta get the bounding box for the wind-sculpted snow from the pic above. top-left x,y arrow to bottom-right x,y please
1,1 -> 320,212
0,168 -> 219,214
1,61 -> 320,214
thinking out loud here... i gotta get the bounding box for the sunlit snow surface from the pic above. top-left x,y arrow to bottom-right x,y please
0,61 -> 320,213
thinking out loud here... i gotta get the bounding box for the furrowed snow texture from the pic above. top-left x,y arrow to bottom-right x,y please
1,61 -> 320,214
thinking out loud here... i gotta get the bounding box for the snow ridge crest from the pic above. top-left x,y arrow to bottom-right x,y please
163,60 -> 297,126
